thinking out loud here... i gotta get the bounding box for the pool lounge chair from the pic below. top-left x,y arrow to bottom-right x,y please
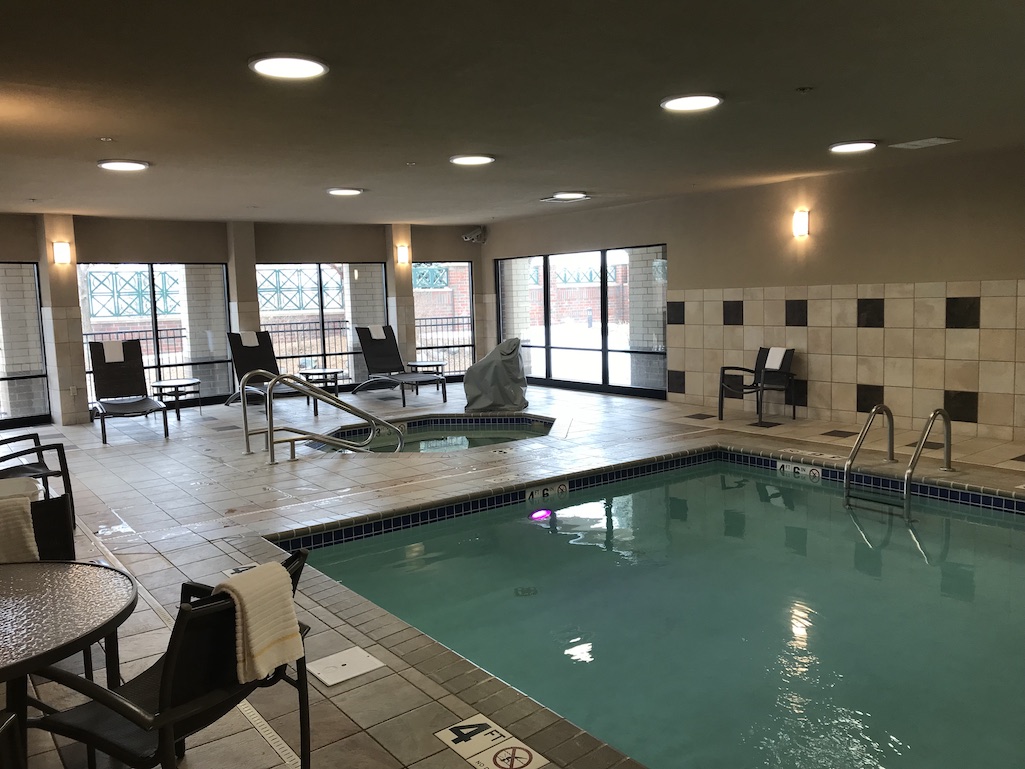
89,340 -> 169,444
352,325 -> 447,407
226,331 -> 296,406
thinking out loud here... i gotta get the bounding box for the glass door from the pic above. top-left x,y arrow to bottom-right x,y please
496,245 -> 667,397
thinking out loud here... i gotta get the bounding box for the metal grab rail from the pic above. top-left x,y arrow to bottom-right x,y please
239,369 -> 404,464
843,404 -> 896,508
903,408 -> 954,519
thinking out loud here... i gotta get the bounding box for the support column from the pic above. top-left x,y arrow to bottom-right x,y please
386,224 -> 416,361
227,221 -> 260,331
37,214 -> 90,425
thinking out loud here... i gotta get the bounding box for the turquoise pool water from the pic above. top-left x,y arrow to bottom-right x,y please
309,462 -> 1025,769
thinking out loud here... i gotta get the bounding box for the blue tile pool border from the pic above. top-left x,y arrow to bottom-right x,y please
271,446 -> 1025,552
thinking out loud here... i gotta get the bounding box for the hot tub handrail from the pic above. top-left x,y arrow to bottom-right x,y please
239,370 -> 404,463
843,403 -> 896,508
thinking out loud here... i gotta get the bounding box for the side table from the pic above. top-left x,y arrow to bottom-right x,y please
152,377 -> 202,420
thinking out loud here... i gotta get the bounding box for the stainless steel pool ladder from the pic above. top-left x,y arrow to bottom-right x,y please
843,404 -> 896,509
844,404 -> 954,519
902,408 -> 954,518
239,369 -> 404,464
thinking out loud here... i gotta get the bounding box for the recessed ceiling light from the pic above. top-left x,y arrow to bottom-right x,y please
552,191 -> 588,200
327,187 -> 364,196
660,94 -> 723,112
248,54 -> 328,79
829,141 -> 877,154
449,155 -> 496,166
97,159 -> 150,171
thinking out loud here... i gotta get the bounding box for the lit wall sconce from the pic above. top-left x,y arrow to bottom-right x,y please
792,209 -> 810,238
396,245 -> 410,265
53,241 -> 72,264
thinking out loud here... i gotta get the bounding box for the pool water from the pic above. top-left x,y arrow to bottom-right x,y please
376,429 -> 543,453
309,462 -> 1025,769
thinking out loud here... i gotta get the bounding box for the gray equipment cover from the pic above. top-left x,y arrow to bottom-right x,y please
463,338 -> 528,412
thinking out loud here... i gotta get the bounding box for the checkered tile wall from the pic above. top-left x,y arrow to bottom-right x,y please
666,280 -> 1025,439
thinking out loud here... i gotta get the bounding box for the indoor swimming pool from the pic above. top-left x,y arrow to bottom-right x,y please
309,462 -> 1025,769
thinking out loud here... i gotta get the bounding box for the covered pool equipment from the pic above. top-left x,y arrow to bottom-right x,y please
463,337 -> 528,412
319,414 -> 553,453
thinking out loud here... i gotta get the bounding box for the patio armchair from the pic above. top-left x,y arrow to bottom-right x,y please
718,346 -> 796,421
226,331 -> 296,406
29,550 -> 311,769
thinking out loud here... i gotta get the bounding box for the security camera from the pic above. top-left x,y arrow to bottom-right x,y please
461,226 -> 487,244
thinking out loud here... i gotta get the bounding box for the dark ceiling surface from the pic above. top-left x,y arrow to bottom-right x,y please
1,2 -> 1022,226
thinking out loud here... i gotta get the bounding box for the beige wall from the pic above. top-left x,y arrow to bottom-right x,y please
482,148 -> 1025,289
72,217 -> 229,263
253,222 -> 387,263
0,214 -> 38,261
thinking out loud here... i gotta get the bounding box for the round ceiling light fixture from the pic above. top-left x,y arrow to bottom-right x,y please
97,159 -> 150,171
660,93 -> 723,112
829,141 -> 877,154
327,187 -> 364,196
248,54 -> 328,79
449,154 -> 496,166
552,191 -> 588,200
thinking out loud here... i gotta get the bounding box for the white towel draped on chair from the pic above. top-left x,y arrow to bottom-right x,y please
102,340 -> 125,363
765,346 -> 786,371
367,324 -> 386,340
0,496 -> 39,563
240,331 -> 260,347
214,561 -> 304,683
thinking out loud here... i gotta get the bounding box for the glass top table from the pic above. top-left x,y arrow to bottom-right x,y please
1,561 -> 137,764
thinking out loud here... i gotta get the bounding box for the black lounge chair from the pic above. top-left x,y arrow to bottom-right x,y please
352,325 -> 447,407
226,331 -> 296,406
30,550 -> 312,769
718,346 -> 796,421
89,341 -> 169,444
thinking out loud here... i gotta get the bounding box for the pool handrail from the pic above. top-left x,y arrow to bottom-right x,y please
843,403 -> 896,508
903,408 -> 954,520
239,369 -> 404,463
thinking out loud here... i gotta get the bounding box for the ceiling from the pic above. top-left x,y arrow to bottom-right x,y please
1,2 -> 1022,227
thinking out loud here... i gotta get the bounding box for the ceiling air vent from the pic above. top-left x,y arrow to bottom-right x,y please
889,137 -> 960,150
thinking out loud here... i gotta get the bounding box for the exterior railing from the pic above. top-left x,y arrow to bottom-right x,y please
415,316 -> 474,373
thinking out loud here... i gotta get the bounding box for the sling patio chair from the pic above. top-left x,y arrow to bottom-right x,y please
29,550 -> 311,769
718,346 -> 796,421
226,331 -> 297,406
352,325 -> 447,407
88,340 -> 169,444
0,434 -> 75,516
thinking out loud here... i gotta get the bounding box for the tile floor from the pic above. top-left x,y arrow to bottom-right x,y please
7,386 -> 1025,768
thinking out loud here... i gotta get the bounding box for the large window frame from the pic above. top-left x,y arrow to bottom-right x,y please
80,263 -> 232,406
257,262 -> 388,383
0,262 -> 50,428
496,245 -> 667,398
412,261 -> 475,374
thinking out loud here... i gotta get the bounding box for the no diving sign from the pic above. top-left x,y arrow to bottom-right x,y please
435,714 -> 549,769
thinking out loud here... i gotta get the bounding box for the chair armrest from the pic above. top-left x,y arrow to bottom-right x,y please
180,581 -> 215,602
719,366 -> 756,376
0,434 -> 42,450
29,665 -> 157,729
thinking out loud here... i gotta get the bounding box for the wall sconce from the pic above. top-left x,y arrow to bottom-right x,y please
53,241 -> 72,264
792,209 -> 810,238
396,245 -> 410,265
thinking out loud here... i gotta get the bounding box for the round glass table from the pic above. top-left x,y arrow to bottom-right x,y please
0,561 -> 137,764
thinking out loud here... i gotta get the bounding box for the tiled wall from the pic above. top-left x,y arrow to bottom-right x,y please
666,280 -> 1025,439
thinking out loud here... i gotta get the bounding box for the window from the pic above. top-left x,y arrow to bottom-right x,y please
412,262 -> 475,374
257,263 -> 386,381
0,263 -> 49,425
78,263 -> 232,403
496,245 -> 666,396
